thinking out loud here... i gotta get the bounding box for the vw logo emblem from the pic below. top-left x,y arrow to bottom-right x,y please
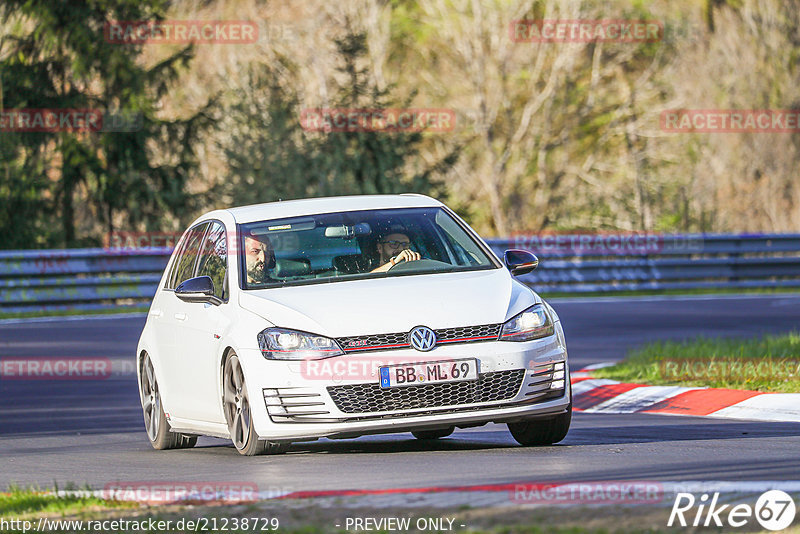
408,326 -> 437,352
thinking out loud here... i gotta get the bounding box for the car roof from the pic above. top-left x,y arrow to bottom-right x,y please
219,194 -> 444,224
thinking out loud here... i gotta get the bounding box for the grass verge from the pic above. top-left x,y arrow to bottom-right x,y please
2,486 -> 799,533
0,493 -> 713,534
0,485 -> 134,519
592,332 -> 800,392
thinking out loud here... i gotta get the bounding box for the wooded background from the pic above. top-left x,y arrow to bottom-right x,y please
1,0 -> 798,249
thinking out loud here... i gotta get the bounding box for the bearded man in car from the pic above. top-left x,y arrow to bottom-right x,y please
244,235 -> 275,284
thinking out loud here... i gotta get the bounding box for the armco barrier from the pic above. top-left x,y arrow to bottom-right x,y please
0,234 -> 798,313
489,233 -> 800,293
0,248 -> 172,314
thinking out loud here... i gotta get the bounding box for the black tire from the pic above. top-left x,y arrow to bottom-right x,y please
412,427 -> 455,440
139,354 -> 197,450
223,352 -> 288,456
507,404 -> 571,446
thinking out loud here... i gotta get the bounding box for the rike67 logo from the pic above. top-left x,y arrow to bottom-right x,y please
669,490 -> 796,531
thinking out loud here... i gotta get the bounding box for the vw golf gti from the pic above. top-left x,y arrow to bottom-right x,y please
136,194 -> 571,455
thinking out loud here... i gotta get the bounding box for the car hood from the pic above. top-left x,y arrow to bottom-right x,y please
238,268 -> 539,337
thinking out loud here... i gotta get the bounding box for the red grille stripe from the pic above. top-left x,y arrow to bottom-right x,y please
343,343 -> 411,352
439,335 -> 499,343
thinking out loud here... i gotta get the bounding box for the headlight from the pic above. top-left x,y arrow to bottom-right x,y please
499,304 -> 554,341
257,327 -> 343,360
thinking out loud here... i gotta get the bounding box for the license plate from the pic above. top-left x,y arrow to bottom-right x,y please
379,358 -> 478,388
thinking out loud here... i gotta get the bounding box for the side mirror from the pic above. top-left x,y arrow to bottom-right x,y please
504,249 -> 539,276
175,276 -> 222,305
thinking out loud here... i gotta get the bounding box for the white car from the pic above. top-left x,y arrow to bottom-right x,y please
136,194 -> 571,455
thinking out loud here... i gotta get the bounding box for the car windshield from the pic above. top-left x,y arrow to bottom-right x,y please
239,207 -> 497,289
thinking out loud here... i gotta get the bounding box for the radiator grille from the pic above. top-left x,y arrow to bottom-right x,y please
336,323 -> 502,352
327,369 -> 524,414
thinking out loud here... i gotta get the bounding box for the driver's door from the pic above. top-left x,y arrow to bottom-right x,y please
172,221 -> 231,423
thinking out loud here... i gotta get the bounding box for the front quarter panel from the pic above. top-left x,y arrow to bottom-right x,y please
506,278 -> 541,320
220,304 -> 276,436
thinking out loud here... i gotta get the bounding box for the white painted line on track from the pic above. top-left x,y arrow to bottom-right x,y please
579,362 -> 617,371
711,393 -> 800,422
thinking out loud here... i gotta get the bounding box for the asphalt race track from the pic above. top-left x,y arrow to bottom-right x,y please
1,294 -> 799,492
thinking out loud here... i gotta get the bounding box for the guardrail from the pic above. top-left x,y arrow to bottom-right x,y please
491,233 -> 800,294
1,234 -> 799,313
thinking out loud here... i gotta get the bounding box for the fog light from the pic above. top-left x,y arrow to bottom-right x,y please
553,370 -> 565,380
554,362 -> 565,371
550,379 -> 565,389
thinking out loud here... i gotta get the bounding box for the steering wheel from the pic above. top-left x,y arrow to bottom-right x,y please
387,258 -> 452,272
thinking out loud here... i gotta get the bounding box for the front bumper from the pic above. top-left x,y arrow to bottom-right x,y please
242,324 -> 571,441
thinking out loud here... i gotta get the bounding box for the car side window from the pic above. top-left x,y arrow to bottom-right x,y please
196,221 -> 228,300
167,222 -> 209,289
